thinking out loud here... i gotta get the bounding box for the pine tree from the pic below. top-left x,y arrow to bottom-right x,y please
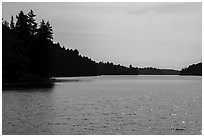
3,21 -> 29,82
37,20 -> 53,41
29,20 -> 53,78
10,15 -> 15,30
2,19 -> 9,28
27,10 -> 37,36
15,11 -> 29,40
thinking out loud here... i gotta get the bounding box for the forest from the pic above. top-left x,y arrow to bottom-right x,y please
2,10 -> 98,86
2,10 -> 202,88
180,63 -> 202,76
2,10 -> 139,87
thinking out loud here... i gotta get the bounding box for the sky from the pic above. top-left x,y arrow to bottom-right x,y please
2,2 -> 202,70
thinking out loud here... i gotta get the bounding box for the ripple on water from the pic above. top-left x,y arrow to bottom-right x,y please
2,76 -> 201,135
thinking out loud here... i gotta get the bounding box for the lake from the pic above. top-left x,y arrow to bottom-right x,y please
2,75 -> 202,135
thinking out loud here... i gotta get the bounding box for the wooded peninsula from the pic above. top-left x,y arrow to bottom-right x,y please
2,10 -> 202,88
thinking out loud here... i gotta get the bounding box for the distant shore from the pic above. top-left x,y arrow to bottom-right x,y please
3,74 -> 202,90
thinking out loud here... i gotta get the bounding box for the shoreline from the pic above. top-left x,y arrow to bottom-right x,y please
2,80 -> 54,90
3,74 -> 201,90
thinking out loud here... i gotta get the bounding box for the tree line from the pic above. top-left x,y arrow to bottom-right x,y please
2,10 -> 139,86
138,67 -> 179,75
2,10 -> 100,84
180,62 -> 202,76
3,10 -> 53,84
2,10 -> 201,87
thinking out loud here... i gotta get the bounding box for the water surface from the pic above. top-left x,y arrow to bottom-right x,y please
2,75 -> 202,135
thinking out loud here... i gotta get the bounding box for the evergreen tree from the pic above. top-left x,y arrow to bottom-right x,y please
37,20 -> 53,41
2,19 -> 9,28
27,10 -> 38,36
10,15 -> 15,30
15,11 -> 29,40
2,23 -> 29,82
29,20 -> 53,79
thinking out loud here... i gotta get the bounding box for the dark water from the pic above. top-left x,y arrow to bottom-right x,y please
2,75 -> 202,135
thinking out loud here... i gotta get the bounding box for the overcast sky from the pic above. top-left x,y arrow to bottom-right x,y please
2,2 -> 202,70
